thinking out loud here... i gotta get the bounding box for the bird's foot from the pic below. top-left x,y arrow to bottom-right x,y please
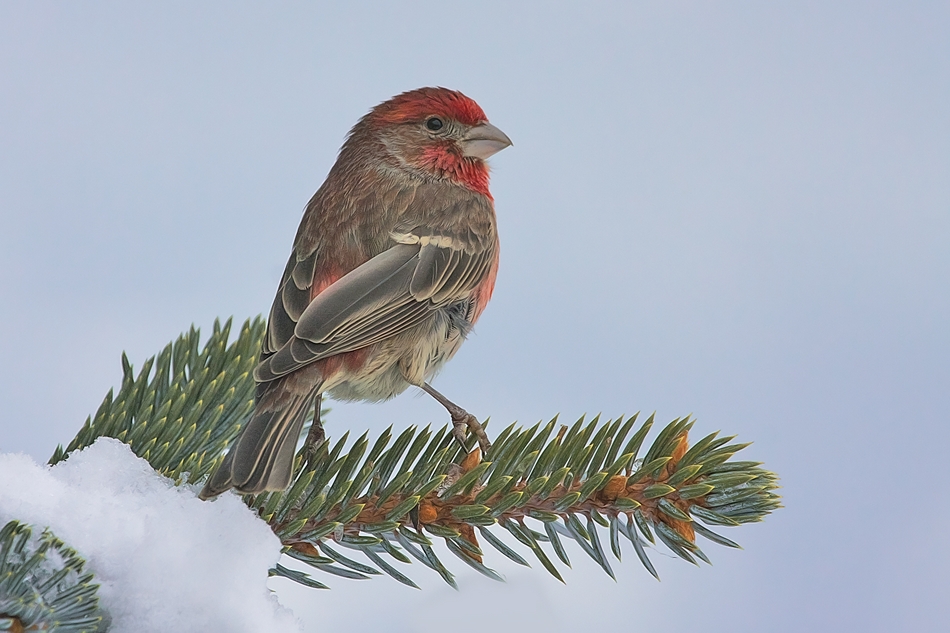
420,382 -> 492,453
451,410 -> 491,454
302,394 -> 326,467
303,422 -> 325,456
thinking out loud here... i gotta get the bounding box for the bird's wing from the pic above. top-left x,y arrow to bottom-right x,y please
254,233 -> 494,383
262,248 -> 319,358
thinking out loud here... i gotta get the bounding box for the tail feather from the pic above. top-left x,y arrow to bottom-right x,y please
232,393 -> 313,492
199,441 -> 237,499
242,412 -> 302,493
198,385 -> 318,500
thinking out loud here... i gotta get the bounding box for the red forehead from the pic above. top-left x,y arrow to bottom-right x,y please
371,87 -> 487,126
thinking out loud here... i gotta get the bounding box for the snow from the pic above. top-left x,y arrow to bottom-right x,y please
0,439 -> 302,633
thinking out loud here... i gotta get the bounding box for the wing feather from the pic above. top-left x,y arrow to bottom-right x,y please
294,244 -> 421,342
265,250 -> 318,355
255,193 -> 496,384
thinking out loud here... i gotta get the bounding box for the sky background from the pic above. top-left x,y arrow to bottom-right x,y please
1,2 -> 948,631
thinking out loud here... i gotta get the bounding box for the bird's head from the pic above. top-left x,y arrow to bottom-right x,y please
356,87 -> 512,196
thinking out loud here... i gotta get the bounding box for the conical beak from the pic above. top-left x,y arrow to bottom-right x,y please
461,122 -> 513,160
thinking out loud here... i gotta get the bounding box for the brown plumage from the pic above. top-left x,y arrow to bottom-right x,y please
199,87 -> 511,499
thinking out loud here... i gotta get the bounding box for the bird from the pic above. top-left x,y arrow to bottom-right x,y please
199,87 -> 511,500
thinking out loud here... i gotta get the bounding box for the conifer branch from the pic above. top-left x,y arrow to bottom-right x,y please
49,318 -> 263,484
0,521 -> 102,632
52,318 -> 781,591
264,412 -> 779,588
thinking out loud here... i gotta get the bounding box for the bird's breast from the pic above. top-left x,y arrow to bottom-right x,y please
470,246 -> 500,323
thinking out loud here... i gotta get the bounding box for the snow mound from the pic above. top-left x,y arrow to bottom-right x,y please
0,438 -> 301,632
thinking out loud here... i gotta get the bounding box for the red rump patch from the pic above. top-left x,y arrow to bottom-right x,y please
311,263 -> 343,301
372,87 -> 487,126
318,348 -> 369,379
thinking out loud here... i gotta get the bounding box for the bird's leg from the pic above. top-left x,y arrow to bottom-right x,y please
302,393 -> 325,464
421,382 -> 491,453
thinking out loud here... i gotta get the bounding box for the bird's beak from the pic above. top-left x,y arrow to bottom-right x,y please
461,122 -> 513,160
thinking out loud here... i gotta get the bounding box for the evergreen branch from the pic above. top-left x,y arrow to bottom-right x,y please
0,520 -> 103,633
56,318 -> 782,591
268,413 -> 781,588
50,318 -> 267,485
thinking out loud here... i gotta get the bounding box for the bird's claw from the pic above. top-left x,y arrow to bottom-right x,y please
304,424 -> 325,452
302,421 -> 325,469
420,382 -> 492,453
451,411 -> 492,454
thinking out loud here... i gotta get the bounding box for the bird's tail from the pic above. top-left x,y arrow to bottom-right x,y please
199,383 -> 319,500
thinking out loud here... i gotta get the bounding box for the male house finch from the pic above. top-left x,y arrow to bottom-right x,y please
200,87 -> 511,499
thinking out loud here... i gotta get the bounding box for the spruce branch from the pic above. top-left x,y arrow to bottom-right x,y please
55,318 -> 781,591
266,412 -> 780,588
0,521 -> 102,633
49,318 -> 265,484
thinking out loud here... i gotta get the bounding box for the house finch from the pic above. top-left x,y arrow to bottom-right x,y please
199,87 -> 510,499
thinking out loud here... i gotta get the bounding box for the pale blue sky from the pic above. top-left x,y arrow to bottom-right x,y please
2,2 -> 948,631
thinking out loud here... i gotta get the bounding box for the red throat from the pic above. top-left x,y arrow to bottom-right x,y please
419,146 -> 492,198
368,87 -> 494,197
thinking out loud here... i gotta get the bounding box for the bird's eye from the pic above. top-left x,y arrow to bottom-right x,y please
425,117 -> 444,131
